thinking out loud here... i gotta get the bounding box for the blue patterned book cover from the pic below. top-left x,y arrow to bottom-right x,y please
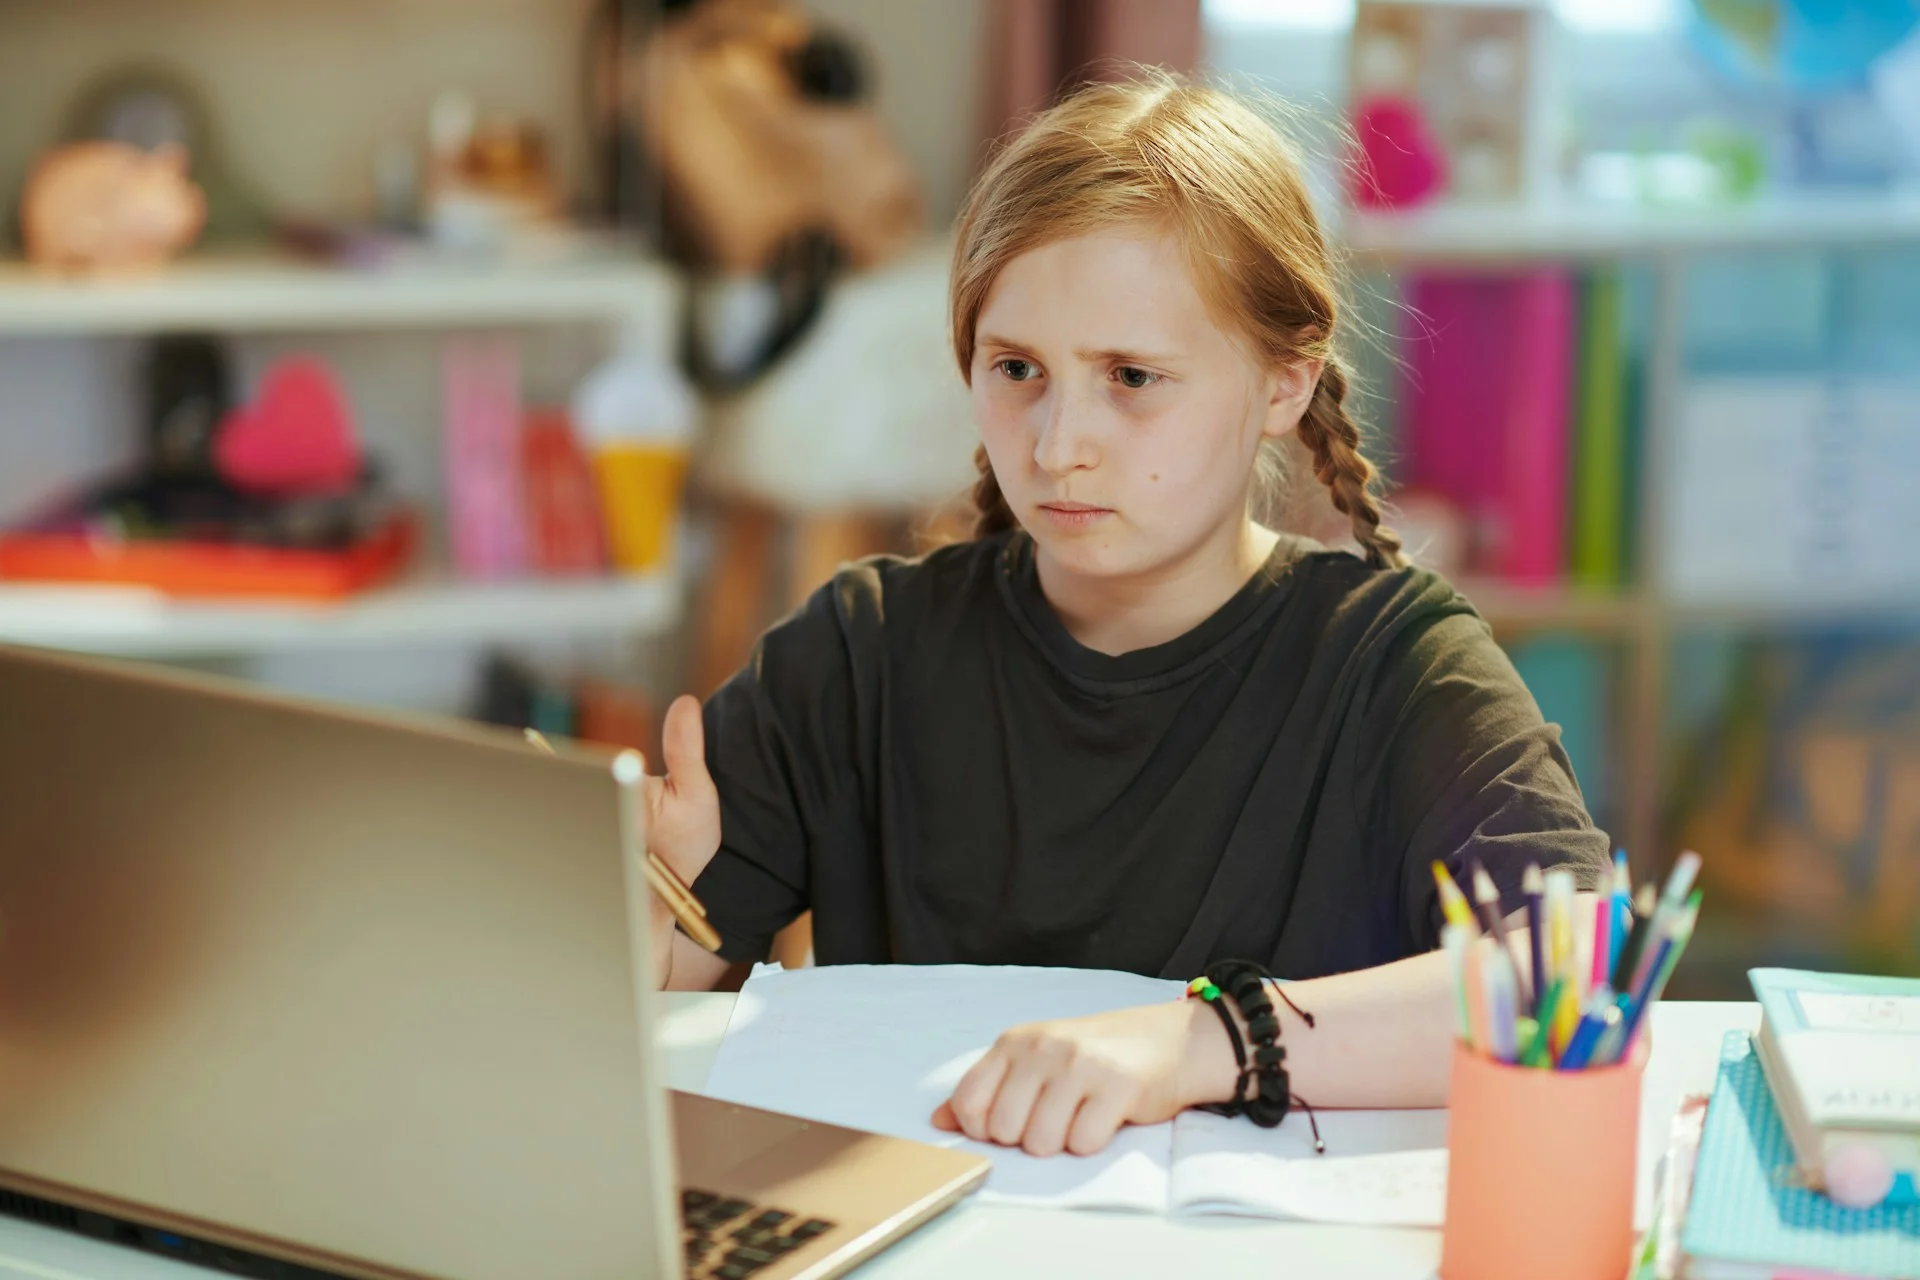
1681,1032 -> 1920,1278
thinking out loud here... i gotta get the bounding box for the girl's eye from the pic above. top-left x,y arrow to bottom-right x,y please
1115,366 -> 1160,389
996,358 -> 1038,382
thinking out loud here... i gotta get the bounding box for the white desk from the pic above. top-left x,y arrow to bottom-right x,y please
0,997 -> 1760,1280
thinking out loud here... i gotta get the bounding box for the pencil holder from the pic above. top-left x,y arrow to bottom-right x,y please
1441,1041 -> 1644,1280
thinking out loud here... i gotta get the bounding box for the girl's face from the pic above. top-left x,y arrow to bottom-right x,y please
970,229 -> 1315,584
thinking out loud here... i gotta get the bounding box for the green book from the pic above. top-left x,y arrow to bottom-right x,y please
1570,270 -> 1627,588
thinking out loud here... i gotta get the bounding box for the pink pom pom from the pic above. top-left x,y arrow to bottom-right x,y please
1825,1142 -> 1894,1209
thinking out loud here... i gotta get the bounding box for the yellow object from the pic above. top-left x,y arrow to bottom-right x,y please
1433,861 -> 1478,932
1544,872 -> 1582,1055
594,444 -> 689,573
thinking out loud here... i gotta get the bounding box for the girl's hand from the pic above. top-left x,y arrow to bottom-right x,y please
645,694 -> 723,885
642,695 -> 724,983
930,998 -> 1234,1157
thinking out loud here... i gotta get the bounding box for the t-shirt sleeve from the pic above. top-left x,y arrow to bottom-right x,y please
691,580 -> 863,963
1356,607 -> 1612,952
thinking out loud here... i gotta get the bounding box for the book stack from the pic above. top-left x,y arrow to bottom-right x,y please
1637,969 -> 1920,1279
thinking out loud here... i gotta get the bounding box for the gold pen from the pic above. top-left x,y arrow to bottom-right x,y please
524,729 -> 724,953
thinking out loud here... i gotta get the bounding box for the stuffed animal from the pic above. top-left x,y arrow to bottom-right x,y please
20,140 -> 206,275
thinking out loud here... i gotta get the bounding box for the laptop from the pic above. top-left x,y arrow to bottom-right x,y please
0,643 -> 987,1280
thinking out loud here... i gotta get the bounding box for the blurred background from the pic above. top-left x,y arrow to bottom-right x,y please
0,0 -> 1915,994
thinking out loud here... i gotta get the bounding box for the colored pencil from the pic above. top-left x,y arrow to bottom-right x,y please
1464,937 -> 1491,1053
1545,869 -> 1580,1053
1524,863 -> 1546,1019
1471,861 -> 1532,1012
1591,888 -> 1613,994
1557,984 -> 1618,1071
1433,861 -> 1479,934
1616,891 -> 1700,1060
1627,850 -> 1701,996
1443,922 -> 1474,1044
1528,979 -> 1565,1067
1483,944 -> 1520,1063
1609,850 -> 1632,963
1567,1004 -> 1624,1072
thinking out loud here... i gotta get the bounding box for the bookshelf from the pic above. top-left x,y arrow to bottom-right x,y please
1339,192 -> 1920,264
0,249 -> 677,334
1352,191 -> 1920,882
0,571 -> 679,658
0,249 -> 685,663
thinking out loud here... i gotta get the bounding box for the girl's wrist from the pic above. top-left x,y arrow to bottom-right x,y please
1177,992 -> 1247,1111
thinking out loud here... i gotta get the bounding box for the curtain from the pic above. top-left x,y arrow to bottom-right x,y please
979,0 -> 1204,146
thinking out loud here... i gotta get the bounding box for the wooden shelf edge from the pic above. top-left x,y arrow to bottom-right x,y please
0,572 -> 682,656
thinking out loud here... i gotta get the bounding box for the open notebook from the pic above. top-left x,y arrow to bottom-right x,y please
697,964 -> 1448,1227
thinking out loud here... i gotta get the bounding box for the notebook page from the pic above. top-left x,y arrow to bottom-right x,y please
1169,1106 -> 1449,1226
698,964 -> 1185,1211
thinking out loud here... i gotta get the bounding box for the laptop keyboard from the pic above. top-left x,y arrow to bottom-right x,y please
682,1188 -> 837,1279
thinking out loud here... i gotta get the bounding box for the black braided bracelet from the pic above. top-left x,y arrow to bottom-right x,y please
1188,959 -> 1325,1151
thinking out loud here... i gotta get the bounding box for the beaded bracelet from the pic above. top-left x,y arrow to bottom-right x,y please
1185,961 -> 1324,1151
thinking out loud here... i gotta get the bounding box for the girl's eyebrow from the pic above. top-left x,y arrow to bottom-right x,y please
976,333 -> 1182,366
1074,345 -> 1180,366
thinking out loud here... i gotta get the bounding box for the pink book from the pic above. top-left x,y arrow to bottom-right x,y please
1501,271 -> 1574,583
443,336 -> 528,579
1400,270 -> 1573,583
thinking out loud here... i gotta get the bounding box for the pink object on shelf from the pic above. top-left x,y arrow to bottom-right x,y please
1400,270 -> 1575,584
214,357 -> 363,496
1349,95 -> 1446,211
443,335 -> 528,580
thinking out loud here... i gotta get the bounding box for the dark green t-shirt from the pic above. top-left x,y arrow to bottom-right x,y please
695,531 -> 1609,979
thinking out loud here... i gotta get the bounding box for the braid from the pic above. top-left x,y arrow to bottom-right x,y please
970,444 -> 1018,538
1294,360 -> 1404,570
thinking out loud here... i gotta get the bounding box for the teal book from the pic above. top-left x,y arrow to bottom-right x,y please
1680,1032 -> 1920,1279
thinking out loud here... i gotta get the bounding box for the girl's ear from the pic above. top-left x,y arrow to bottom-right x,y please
1261,358 -> 1323,441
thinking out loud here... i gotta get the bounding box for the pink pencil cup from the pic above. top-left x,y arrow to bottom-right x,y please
1442,1041 -> 1643,1280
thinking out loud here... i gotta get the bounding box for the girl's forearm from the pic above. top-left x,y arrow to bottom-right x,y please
1184,910 -> 1568,1111
1184,948 -> 1459,1109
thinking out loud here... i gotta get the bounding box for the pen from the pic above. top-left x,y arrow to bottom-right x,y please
524,729 -> 724,953
1433,862 -> 1479,934
1610,882 -> 1657,993
1471,861 -> 1532,1012
1524,864 -> 1546,1020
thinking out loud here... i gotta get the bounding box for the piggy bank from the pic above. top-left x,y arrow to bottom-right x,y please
20,141 -> 206,275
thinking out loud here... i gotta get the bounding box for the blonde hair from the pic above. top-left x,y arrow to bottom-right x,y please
950,74 -> 1404,570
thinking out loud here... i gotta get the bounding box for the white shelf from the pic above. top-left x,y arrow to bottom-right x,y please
1338,192 -> 1920,264
0,249 -> 678,335
0,572 -> 680,656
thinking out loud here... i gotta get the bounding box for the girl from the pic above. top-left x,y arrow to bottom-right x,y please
642,76 -> 1609,1157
